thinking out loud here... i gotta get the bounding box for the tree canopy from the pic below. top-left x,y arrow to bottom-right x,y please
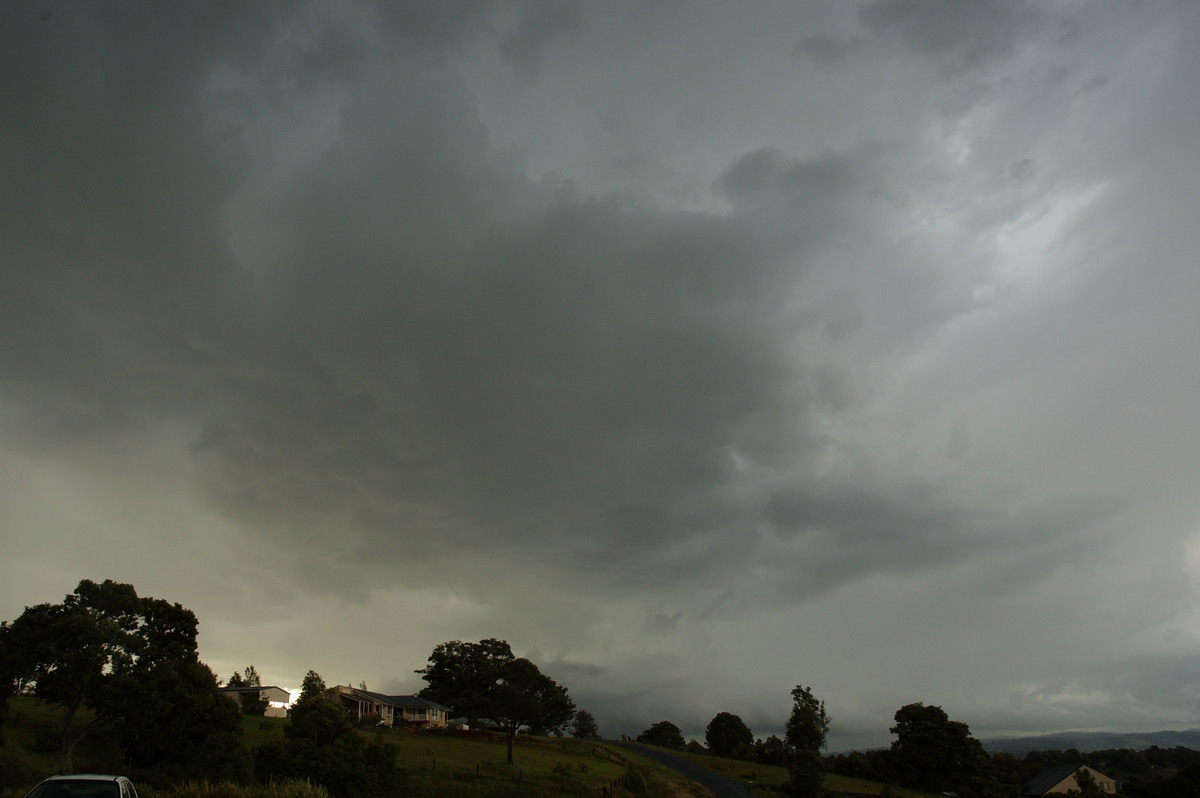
705,712 -> 753,758
0,579 -> 241,776
637,720 -> 685,750
570,709 -> 600,740
286,670 -> 357,747
491,657 -> 575,763
117,658 -> 249,780
416,639 -> 574,764
785,684 -> 830,798
889,702 -> 987,794
415,638 -> 515,726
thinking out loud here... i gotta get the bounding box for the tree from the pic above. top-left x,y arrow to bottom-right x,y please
116,658 -> 249,780
0,623 -> 20,734
264,672 -> 394,797
706,712 -> 753,758
754,734 -> 792,767
1070,768 -> 1108,798
637,720 -> 685,750
415,638 -> 516,725
1125,762 -> 1200,798
227,665 -> 269,715
287,670 -> 357,747
889,702 -> 986,794
0,579 -> 238,775
570,709 -> 600,739
827,750 -> 879,780
257,726 -> 396,798
491,657 -> 575,764
785,685 -> 830,797
417,639 -> 575,765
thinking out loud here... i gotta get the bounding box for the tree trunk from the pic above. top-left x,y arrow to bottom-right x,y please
59,705 -> 98,775
59,708 -> 77,774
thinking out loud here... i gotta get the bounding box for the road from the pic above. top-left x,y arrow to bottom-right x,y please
604,741 -> 757,798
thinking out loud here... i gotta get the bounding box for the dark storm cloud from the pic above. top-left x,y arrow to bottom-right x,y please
206,176 -> 810,591
860,0 -> 1042,68
792,34 -> 868,65
0,1 -> 807,597
0,1 -> 274,436
0,0 -> 974,607
498,0 -> 582,75
372,0 -> 494,49
0,0 -> 1103,604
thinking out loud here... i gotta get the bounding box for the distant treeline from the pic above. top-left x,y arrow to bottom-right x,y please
823,743 -> 1200,797
982,729 -> 1200,756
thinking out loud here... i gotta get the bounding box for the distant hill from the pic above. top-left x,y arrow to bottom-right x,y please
981,729 -> 1200,755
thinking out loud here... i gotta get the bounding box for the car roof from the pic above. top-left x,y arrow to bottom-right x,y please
43,775 -> 126,782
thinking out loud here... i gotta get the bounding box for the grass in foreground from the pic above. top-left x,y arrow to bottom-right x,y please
632,744 -> 945,798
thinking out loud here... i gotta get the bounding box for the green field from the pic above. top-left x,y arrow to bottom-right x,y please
624,744 -> 946,798
0,698 -> 663,797
2,698 -> 940,798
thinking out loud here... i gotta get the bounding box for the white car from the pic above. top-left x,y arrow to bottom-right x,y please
23,774 -> 139,798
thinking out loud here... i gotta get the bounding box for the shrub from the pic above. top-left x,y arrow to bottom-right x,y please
254,735 -> 396,798
619,767 -> 647,795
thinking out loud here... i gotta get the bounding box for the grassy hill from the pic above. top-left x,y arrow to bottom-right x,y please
1,698 -> 682,797
2,698 -> 941,798
631,745 -> 945,798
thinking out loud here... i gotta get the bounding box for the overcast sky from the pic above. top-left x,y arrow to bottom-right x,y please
4,0 -> 1200,752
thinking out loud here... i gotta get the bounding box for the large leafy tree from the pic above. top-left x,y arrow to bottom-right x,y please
0,580 -> 140,773
0,579 -> 239,775
706,712 -> 753,758
636,720 -> 685,750
416,639 -> 575,765
416,638 -> 515,725
570,709 -> 600,740
116,658 -> 249,780
889,702 -> 986,794
491,657 -> 575,764
785,685 -> 830,797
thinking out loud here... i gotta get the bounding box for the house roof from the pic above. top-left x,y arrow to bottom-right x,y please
338,686 -> 450,711
1021,764 -> 1110,796
390,694 -> 450,709
217,685 -> 291,702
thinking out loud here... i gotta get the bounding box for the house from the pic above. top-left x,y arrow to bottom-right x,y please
1021,764 -> 1119,795
217,685 -> 292,718
330,685 -> 451,728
